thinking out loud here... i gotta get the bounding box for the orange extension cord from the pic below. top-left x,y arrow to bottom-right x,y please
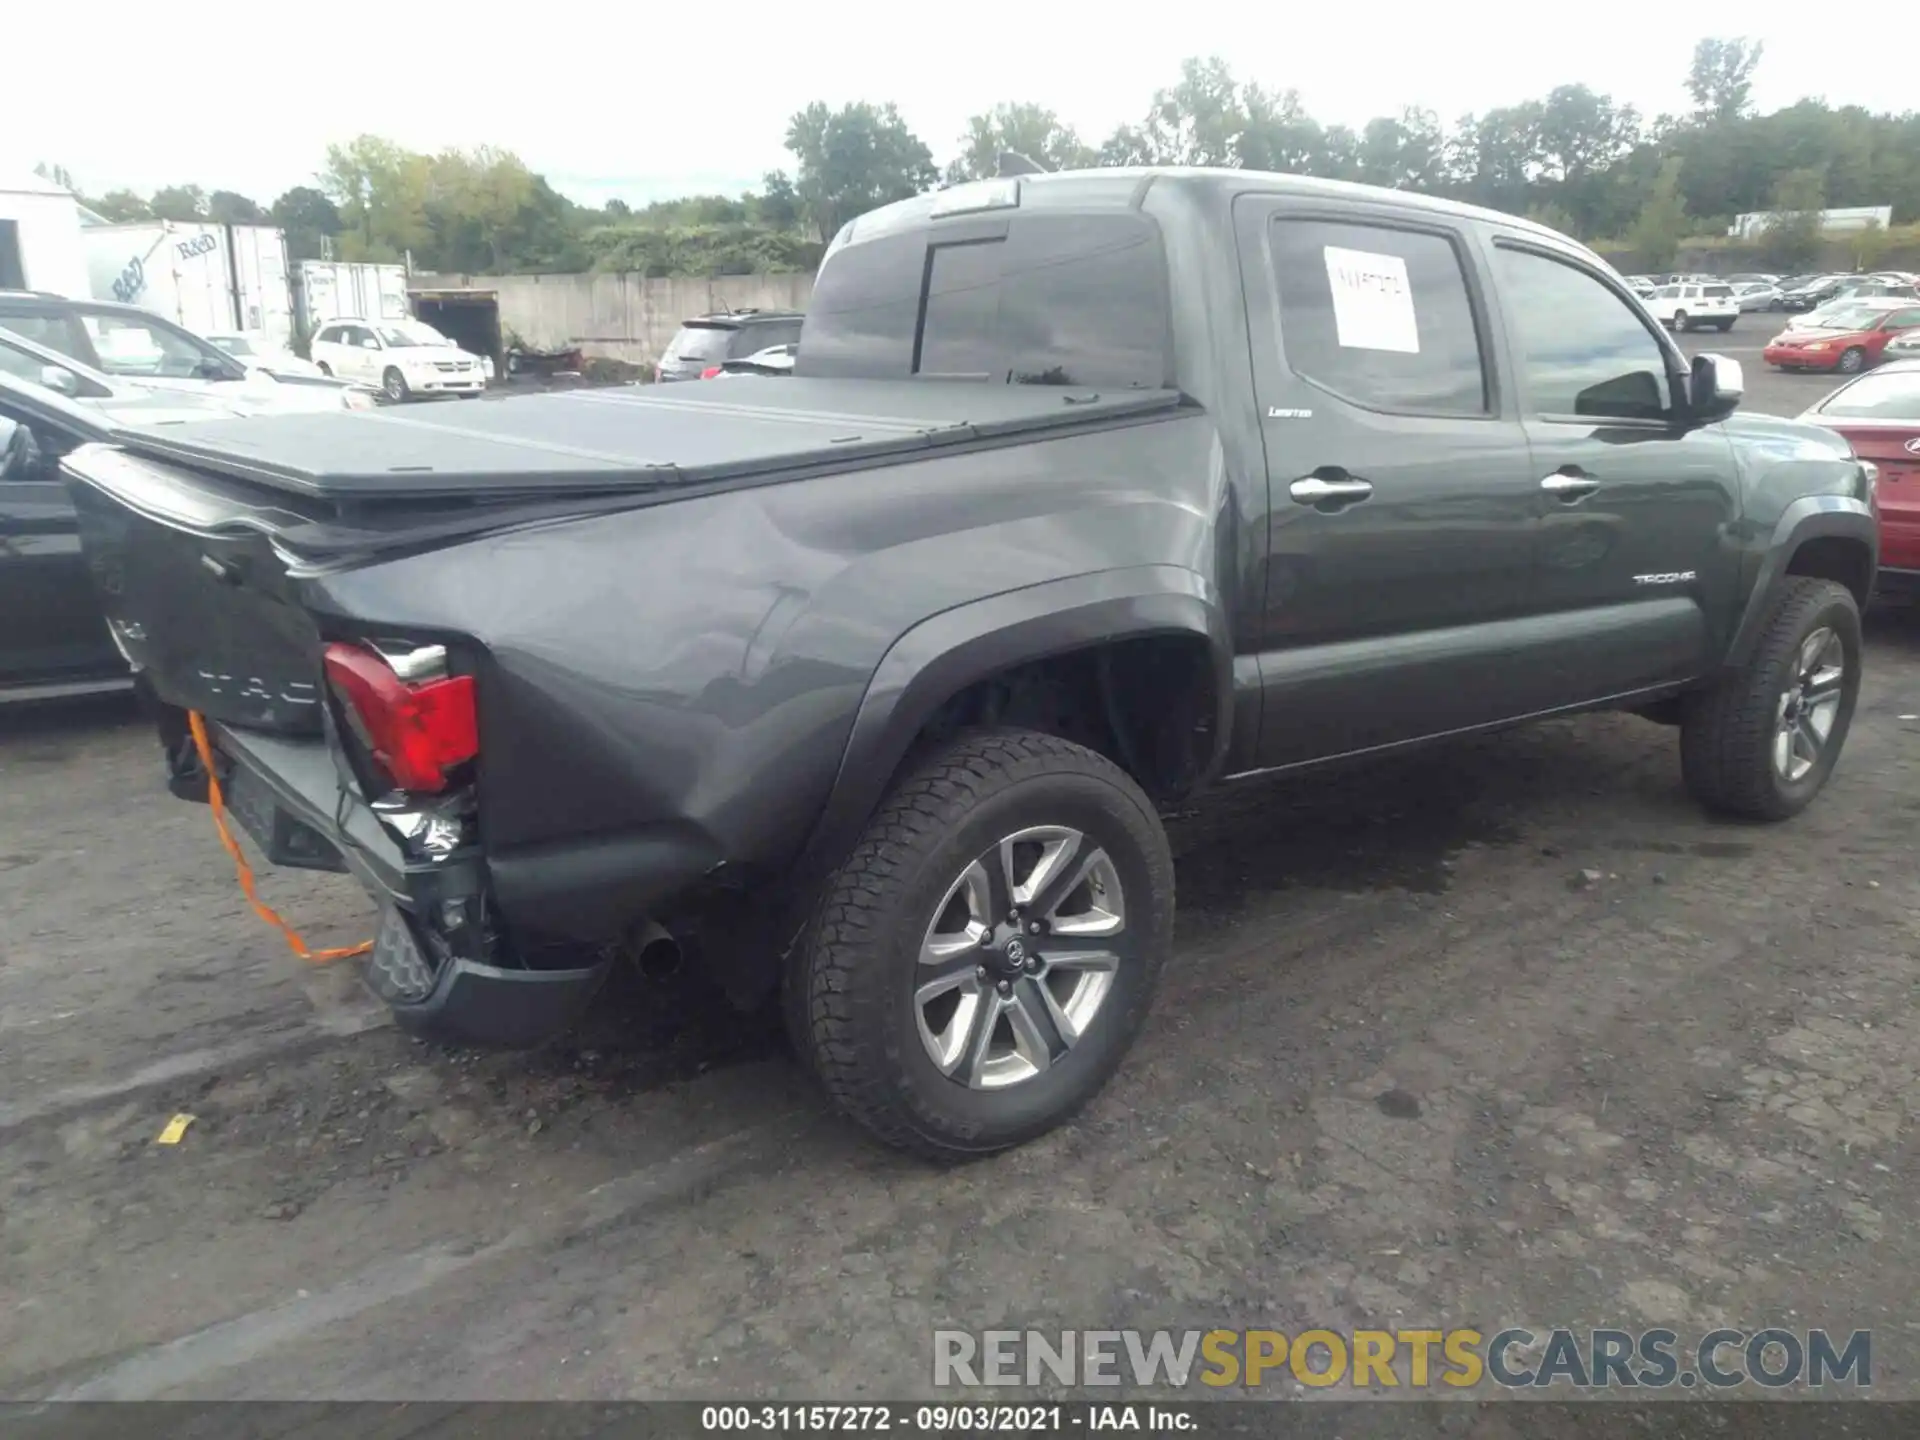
187,710 -> 373,963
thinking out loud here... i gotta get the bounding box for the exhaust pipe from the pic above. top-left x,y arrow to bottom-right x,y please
632,919 -> 682,979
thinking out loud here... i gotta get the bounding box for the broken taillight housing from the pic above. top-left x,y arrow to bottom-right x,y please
322,642 -> 478,793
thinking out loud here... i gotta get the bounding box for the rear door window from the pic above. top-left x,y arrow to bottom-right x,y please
665,325 -> 735,363
728,321 -> 800,358
1267,216 -> 1489,416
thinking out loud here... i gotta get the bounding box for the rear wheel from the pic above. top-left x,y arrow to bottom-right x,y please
382,367 -> 411,402
789,729 -> 1172,1160
1680,578 -> 1861,821
1717,318 -> 1735,332
1836,347 -> 1866,374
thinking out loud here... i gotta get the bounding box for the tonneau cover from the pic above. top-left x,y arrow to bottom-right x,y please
109,377 -> 1184,499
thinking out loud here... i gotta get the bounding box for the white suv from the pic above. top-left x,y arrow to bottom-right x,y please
309,319 -> 487,402
1643,282 -> 1740,334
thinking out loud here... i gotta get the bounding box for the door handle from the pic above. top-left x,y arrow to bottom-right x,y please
1540,473 -> 1600,500
1290,476 -> 1374,505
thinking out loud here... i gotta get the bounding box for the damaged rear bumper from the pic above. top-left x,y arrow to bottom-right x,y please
191,721 -> 610,1047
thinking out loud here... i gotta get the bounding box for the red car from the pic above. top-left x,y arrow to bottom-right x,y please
1764,301 -> 1920,373
1799,359 -> 1920,592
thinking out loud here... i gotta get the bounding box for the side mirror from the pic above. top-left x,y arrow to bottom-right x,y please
1689,353 -> 1743,423
38,365 -> 80,398
0,415 -> 37,480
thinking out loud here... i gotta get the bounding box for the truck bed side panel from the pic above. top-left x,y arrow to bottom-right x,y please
296,410 -> 1230,935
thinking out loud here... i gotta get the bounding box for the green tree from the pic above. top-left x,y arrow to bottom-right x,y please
207,190 -> 268,224
946,103 -> 1095,183
270,186 -> 342,261
755,172 -> 801,229
1526,201 -> 1579,238
1629,157 -> 1690,269
1687,38 -> 1764,123
1122,56 -> 1248,166
1759,166 -> 1828,270
90,189 -> 153,223
150,185 -> 208,221
1356,109 -> 1447,190
783,102 -> 937,241
1851,218 -> 1891,271
322,135 -> 431,261
32,162 -> 75,189
423,147 -> 538,271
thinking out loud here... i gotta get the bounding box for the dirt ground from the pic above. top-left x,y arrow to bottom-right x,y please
3,354 -> 1914,1404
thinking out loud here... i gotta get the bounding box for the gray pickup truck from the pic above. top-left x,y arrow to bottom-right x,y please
63,169 -> 1877,1159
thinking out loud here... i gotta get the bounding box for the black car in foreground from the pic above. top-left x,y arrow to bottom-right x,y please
62,170 -> 1875,1159
0,374 -> 130,699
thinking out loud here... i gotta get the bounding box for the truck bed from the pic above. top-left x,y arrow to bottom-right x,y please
107,377 -> 1185,500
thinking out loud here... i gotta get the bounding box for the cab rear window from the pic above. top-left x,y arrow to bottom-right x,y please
799,212 -> 1171,389
1703,286 -> 1734,298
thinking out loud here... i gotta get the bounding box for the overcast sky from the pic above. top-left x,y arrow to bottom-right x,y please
4,1 -> 1890,208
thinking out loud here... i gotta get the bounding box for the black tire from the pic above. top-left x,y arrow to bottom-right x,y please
1680,578 -> 1861,821
1674,310 -> 1691,333
1717,318 -> 1735,332
315,361 -> 332,376
1836,347 -> 1866,375
788,728 -> 1173,1160
382,367 -> 410,402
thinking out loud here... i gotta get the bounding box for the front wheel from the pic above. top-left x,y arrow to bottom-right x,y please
1673,310 -> 1692,332
382,367 -> 411,402
789,729 -> 1173,1160
315,361 -> 332,377
1680,578 -> 1861,821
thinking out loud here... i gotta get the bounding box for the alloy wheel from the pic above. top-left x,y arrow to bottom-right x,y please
914,825 -> 1131,1090
1775,627 -> 1846,783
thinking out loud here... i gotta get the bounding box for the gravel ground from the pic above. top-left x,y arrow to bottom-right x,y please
0,357 -> 1913,1405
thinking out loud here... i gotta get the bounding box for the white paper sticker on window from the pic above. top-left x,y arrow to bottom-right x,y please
1324,246 -> 1420,354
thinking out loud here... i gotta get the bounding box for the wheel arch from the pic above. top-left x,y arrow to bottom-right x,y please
793,565 -> 1233,887
1724,498 -> 1877,671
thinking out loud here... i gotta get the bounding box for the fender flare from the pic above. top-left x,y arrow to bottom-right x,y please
1723,496 -> 1877,670
794,565 -> 1233,884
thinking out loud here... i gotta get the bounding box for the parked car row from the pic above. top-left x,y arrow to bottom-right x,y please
1622,271 -> 1918,316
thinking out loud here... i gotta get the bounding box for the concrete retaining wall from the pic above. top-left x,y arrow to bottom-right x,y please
411,271 -> 816,364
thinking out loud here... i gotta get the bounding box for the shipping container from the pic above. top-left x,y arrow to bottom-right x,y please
82,221 -> 294,348
0,173 -> 89,297
293,260 -> 411,335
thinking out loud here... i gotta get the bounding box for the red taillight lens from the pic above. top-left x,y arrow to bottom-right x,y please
700,365 -> 723,379
322,642 -> 478,793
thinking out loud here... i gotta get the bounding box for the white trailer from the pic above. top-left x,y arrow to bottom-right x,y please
83,221 -> 295,348
1727,206 -> 1895,240
0,172 -> 89,297
293,260 -> 411,334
